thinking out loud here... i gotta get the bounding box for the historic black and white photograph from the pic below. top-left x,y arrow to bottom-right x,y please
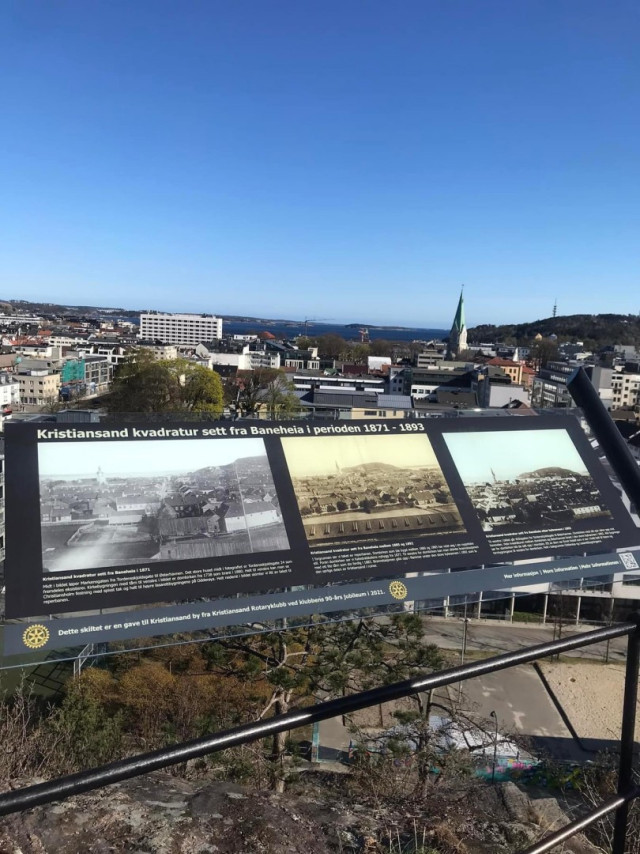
443,428 -> 612,532
38,438 -> 290,572
281,433 -> 465,543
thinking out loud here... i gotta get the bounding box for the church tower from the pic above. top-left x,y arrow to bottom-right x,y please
96,466 -> 106,486
446,288 -> 467,360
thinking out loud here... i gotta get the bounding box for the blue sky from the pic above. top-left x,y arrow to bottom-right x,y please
1,1 -> 639,327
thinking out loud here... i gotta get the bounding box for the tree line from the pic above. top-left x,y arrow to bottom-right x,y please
102,352 -> 301,419
469,313 -> 640,350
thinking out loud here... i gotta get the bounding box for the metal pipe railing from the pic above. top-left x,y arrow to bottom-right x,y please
521,786 -> 640,854
613,616 -> 640,853
567,366 -> 640,510
0,621 -> 636,834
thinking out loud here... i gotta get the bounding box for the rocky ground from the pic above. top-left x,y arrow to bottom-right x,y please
0,770 -> 601,854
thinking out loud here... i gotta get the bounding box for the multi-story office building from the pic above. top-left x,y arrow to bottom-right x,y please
60,356 -> 113,394
17,368 -> 61,406
531,361 -> 576,408
407,363 -> 474,399
611,369 -> 640,409
139,312 -> 222,345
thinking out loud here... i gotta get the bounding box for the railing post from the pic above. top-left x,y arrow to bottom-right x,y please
613,613 -> 640,854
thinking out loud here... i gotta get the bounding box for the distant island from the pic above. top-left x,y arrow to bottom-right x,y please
343,323 -> 415,331
223,317 -> 423,332
1,301 -> 435,332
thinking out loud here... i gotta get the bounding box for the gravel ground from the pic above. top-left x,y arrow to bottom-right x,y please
538,660 -> 638,741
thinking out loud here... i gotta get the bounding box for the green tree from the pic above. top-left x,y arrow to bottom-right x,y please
202,614 -> 446,792
204,625 -> 314,791
182,364 -> 225,414
234,368 -> 284,417
350,343 -> 371,364
262,375 -> 302,419
529,339 -> 559,370
40,395 -> 63,413
315,333 -> 347,359
106,352 -> 224,416
370,339 -> 393,357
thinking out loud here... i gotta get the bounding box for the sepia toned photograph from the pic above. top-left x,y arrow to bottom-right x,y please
443,428 -> 612,532
38,438 -> 289,572
281,433 -> 465,544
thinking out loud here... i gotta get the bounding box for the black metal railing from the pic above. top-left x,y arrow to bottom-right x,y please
0,618 -> 639,853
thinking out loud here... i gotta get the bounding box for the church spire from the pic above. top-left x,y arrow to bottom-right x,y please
447,287 -> 467,359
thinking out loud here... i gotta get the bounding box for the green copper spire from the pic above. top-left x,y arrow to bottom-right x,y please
451,288 -> 465,333
447,287 -> 467,359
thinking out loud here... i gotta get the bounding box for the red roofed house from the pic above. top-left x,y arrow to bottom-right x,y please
486,358 -> 523,385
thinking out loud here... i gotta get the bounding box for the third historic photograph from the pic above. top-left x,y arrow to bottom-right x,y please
442,428 -> 612,532
281,433 -> 465,544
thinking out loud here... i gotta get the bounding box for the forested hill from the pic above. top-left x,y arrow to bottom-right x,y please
468,314 -> 640,348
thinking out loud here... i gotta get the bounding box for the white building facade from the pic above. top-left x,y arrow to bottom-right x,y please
611,370 -> 640,409
0,373 -> 20,408
139,312 -> 223,345
18,369 -> 60,406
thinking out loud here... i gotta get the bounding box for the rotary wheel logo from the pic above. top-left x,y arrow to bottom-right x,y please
389,581 -> 408,600
22,624 -> 50,649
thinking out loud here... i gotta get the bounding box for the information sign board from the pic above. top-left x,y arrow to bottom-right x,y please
4,416 -> 638,621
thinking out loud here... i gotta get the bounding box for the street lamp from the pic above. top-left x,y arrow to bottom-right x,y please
457,614 -> 470,702
490,710 -> 498,784
460,616 -> 470,666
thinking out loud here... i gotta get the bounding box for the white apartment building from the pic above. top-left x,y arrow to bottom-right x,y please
14,344 -> 63,361
76,344 -> 129,367
0,312 -> 41,325
611,370 -> 640,409
49,335 -> 92,347
247,350 -> 281,370
196,346 -> 281,371
137,343 -> 179,360
139,312 -> 222,345
0,373 -> 20,409
283,354 -> 320,371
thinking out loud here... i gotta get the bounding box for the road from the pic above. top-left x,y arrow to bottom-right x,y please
317,616 -> 625,763
421,615 -> 627,663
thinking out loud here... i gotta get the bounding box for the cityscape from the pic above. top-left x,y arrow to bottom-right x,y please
462,469 -> 611,532
444,429 -> 613,531
2,2 -> 640,847
0,295 -> 637,576
38,438 -> 289,572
